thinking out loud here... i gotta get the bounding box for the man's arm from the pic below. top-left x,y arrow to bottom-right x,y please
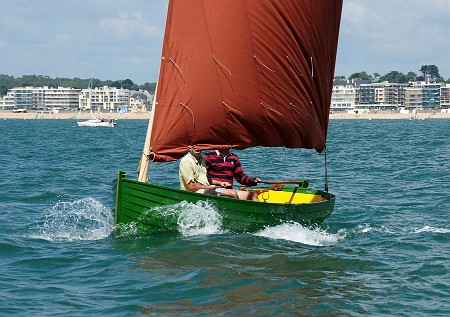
185,181 -> 216,192
232,155 -> 259,186
209,178 -> 230,188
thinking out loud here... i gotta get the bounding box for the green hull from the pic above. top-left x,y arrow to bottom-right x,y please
113,171 -> 335,235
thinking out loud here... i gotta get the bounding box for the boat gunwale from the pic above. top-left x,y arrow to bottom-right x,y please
116,171 -> 335,208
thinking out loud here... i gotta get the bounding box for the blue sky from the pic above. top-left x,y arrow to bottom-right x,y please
1,0 -> 450,84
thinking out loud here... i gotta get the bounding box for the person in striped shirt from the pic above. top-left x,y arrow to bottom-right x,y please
204,149 -> 260,201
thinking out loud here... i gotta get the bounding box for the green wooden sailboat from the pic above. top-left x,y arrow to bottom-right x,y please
113,0 -> 343,235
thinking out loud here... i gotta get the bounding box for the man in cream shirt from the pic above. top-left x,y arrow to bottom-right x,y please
179,146 -> 218,193
179,146 -> 237,197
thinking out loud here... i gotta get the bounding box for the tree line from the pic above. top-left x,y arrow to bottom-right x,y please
335,65 -> 449,84
0,74 -> 156,96
2,65 -> 447,97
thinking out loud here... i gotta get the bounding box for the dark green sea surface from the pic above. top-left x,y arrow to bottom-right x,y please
0,118 -> 448,316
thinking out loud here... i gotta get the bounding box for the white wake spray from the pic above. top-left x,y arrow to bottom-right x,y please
177,201 -> 223,237
256,222 -> 344,246
34,197 -> 114,241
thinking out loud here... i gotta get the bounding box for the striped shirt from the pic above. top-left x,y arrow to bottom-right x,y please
204,150 -> 257,187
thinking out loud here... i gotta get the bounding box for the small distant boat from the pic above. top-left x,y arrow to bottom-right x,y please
77,109 -> 116,127
77,80 -> 116,127
77,118 -> 115,127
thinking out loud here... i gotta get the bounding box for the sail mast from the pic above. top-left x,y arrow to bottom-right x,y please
136,1 -> 170,181
137,87 -> 157,182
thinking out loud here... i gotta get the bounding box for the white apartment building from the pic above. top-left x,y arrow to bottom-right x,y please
1,86 -> 81,109
404,86 -> 422,109
0,92 -> 4,107
440,84 -> 450,108
331,80 -> 362,111
373,86 -> 385,104
79,86 -> 131,111
359,82 -> 407,107
332,79 -> 448,111
1,85 -> 152,111
409,81 -> 441,108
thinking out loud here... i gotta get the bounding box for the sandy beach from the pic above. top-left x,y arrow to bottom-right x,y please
1,109 -> 449,120
329,110 -> 450,120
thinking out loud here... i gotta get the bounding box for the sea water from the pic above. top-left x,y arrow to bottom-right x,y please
0,118 -> 448,316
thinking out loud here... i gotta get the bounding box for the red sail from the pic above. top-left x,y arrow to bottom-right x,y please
150,0 -> 343,162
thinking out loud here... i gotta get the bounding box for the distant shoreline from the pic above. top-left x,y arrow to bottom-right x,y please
1,109 -> 449,120
0,110 -> 151,120
329,110 -> 450,120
